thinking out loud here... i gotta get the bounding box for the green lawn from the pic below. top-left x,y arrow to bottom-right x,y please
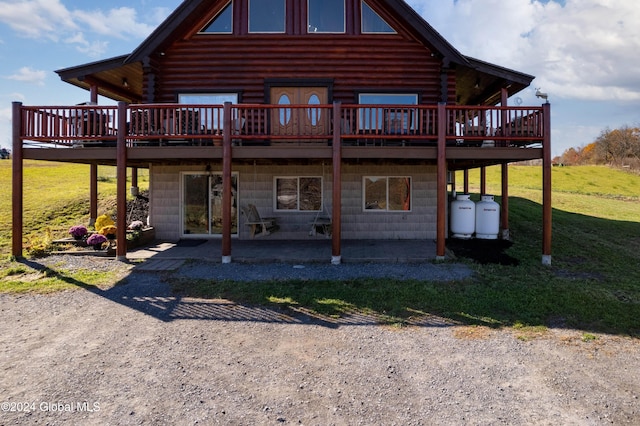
1,161 -> 639,337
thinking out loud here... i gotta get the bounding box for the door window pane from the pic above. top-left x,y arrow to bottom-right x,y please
183,172 -> 238,235
278,94 -> 292,126
308,0 -> 345,33
307,94 -> 321,125
249,0 -> 285,33
184,175 -> 209,234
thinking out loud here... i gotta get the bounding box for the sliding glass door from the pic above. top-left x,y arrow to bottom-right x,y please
182,172 -> 238,236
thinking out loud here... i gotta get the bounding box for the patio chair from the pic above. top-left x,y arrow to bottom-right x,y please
241,204 -> 279,238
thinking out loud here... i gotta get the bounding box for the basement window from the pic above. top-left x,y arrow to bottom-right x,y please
363,176 -> 412,212
275,177 -> 323,211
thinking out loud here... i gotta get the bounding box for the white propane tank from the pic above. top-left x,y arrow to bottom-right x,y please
475,195 -> 500,239
451,194 -> 475,239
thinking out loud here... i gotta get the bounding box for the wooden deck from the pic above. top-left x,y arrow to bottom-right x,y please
16,102 -> 546,169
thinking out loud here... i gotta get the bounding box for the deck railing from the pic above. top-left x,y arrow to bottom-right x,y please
18,103 -> 546,149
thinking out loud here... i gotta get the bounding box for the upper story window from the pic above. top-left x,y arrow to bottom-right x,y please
200,1 -> 233,34
179,93 -> 239,131
249,0 -> 286,33
358,93 -> 418,132
308,0 -> 345,33
361,1 -> 395,34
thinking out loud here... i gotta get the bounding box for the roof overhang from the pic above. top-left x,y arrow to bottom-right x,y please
55,55 -> 143,103
456,57 -> 535,105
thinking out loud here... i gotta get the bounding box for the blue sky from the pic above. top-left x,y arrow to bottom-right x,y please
1,0 -> 639,157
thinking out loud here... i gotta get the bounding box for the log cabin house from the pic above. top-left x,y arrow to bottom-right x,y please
11,0 -> 552,264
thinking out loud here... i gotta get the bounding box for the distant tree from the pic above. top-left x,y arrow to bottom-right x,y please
594,126 -> 640,167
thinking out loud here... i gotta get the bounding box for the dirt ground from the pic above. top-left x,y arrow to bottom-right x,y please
0,259 -> 638,425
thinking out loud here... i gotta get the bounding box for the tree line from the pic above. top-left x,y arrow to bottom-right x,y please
556,125 -> 640,170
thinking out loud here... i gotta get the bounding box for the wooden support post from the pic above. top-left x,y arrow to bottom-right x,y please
90,85 -> 98,105
436,102 -> 447,260
116,102 -> 128,261
331,102 -> 342,265
90,164 -> 98,227
480,167 -> 487,195
542,102 -> 552,265
500,162 -> 509,240
131,167 -> 139,196
500,88 -> 510,240
11,102 -> 23,258
221,102 -> 233,264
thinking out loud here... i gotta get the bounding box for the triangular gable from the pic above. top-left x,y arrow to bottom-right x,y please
126,0 -> 470,67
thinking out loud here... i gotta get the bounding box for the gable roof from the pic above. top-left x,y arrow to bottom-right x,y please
56,0 -> 534,105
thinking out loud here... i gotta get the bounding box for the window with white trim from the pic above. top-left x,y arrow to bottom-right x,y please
179,93 -> 238,131
358,93 -> 418,133
275,177 -> 323,211
363,176 -> 412,211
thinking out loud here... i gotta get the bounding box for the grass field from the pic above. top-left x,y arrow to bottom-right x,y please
1,160 -> 639,336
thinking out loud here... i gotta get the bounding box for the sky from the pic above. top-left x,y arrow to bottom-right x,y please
1,0 -> 639,157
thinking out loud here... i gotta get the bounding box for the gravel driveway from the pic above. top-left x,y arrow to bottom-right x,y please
0,257 -> 638,425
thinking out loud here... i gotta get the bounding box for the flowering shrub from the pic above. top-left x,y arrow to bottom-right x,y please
68,225 -> 88,239
99,225 -> 117,238
94,214 -> 115,232
128,220 -> 144,230
86,234 -> 107,247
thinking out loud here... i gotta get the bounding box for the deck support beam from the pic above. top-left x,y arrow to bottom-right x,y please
500,163 -> 510,240
480,167 -> 487,195
131,167 -> 139,196
331,102 -> 342,265
463,169 -> 469,194
90,164 -> 98,227
542,102 -> 552,265
221,102 -> 233,264
116,102 -> 128,261
436,102 -> 447,260
11,102 -> 23,258
499,88 -> 510,240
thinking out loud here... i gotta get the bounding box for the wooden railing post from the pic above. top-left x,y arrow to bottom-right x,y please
331,101 -> 342,265
116,102 -> 128,261
222,102 -> 233,264
11,102 -> 23,258
436,102 -> 447,260
542,102 -> 552,265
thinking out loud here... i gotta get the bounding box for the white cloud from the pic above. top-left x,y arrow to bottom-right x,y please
408,0 -> 640,102
0,0 -> 77,40
64,32 -> 109,58
72,7 -> 157,40
0,1 -> 167,57
6,67 -> 46,86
